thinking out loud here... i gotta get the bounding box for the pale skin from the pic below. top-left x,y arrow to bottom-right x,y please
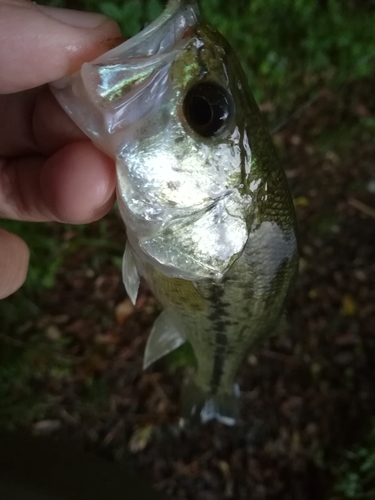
0,0 -> 122,299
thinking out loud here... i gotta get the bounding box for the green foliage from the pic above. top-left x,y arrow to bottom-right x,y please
1,220 -> 64,292
0,329 -> 111,428
166,342 -> 197,371
199,0 -> 375,106
0,217 -> 120,427
0,220 -> 66,333
332,421 -> 375,499
80,0 -> 164,36
0,216 -> 123,337
0,331 -> 72,428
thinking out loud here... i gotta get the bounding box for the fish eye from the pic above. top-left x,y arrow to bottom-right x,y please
183,82 -> 233,138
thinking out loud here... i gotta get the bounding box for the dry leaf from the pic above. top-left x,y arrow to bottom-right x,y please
294,196 -> 310,207
115,299 -> 134,324
341,294 -> 357,316
45,325 -> 61,341
129,425 -> 154,453
33,420 -> 61,434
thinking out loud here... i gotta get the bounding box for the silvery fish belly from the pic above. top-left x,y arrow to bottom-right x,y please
51,0 -> 298,425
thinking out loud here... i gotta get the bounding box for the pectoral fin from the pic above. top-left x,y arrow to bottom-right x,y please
123,242 -> 140,305
143,310 -> 186,369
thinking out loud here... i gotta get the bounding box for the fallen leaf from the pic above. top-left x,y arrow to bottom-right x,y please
33,420 -> 61,434
129,425 -> 154,453
341,294 -> 357,316
115,299 -> 134,324
77,353 -> 108,377
217,460 -> 234,498
294,196 -> 310,207
45,325 -> 61,341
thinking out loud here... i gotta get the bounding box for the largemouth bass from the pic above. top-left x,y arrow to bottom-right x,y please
51,0 -> 298,425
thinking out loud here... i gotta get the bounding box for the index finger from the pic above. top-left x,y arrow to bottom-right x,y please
0,0 -> 121,93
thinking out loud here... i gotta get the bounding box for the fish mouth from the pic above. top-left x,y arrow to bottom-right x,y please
51,0 -> 200,147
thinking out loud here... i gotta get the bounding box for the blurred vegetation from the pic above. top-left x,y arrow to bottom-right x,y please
332,421 -> 375,499
1,0 -> 375,495
0,330 -> 71,428
0,217 -> 122,333
201,0 -> 375,106
0,217 -> 120,428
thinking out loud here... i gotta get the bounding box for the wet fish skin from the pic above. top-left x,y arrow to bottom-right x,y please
51,0 -> 298,425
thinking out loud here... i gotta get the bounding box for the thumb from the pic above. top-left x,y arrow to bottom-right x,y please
0,1 -> 121,93
0,227 -> 29,299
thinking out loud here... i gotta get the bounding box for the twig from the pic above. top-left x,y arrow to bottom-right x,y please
270,91 -> 323,135
102,419 -> 124,446
348,197 -> 375,219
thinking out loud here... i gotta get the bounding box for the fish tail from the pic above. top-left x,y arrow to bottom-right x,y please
182,381 -> 240,426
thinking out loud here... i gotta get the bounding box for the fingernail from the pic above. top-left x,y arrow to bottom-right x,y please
37,5 -> 108,29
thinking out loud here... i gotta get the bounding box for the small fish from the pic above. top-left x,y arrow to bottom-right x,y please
51,0 -> 298,425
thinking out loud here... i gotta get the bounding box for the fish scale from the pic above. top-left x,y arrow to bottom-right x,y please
51,0 -> 298,425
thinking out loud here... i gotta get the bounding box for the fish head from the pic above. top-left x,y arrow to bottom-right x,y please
51,0 -> 276,281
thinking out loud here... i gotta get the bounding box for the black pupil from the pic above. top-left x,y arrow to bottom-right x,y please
183,83 -> 232,138
189,96 -> 213,126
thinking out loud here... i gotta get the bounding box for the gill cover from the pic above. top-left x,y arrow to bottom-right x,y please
136,194 -> 249,280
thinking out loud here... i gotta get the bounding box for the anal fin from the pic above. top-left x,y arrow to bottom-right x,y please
123,242 -> 140,305
144,310 -> 186,369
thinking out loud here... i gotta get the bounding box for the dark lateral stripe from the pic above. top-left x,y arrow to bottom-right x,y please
208,284 -> 231,393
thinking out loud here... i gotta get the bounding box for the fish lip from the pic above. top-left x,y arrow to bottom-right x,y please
92,1 -> 199,62
51,2 -> 200,93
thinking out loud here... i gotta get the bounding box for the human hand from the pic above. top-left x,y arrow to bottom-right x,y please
0,0 -> 121,299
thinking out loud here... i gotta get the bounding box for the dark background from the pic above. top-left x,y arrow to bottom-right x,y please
1,1 -> 375,498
